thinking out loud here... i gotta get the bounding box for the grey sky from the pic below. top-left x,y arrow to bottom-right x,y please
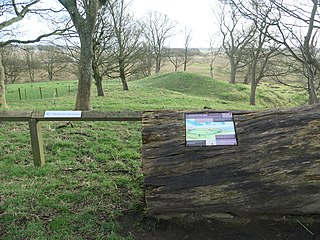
131,0 -> 216,48
7,0 -> 216,48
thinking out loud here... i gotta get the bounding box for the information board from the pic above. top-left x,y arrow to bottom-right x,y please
185,112 -> 237,146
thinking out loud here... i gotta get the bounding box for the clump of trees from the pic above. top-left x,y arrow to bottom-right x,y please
215,0 -> 320,105
91,0 -> 143,94
142,11 -> 177,74
1,44 -> 77,84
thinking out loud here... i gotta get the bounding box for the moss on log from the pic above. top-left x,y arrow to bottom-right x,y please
142,104 -> 320,218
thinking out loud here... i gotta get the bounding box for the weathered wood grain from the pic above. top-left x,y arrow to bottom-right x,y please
0,111 -> 32,121
142,104 -> 320,218
28,119 -> 45,167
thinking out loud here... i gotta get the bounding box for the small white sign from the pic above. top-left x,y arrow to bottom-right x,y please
44,111 -> 82,118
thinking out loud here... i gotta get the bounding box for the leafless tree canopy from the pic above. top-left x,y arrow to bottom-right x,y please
0,0 -> 67,108
224,0 -> 320,104
142,11 -> 177,73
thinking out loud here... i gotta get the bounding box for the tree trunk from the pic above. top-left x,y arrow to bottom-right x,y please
92,62 -> 105,97
250,82 -> 257,105
183,49 -> 187,72
29,68 -> 35,82
243,76 -> 249,84
48,66 -> 53,81
229,58 -> 236,84
121,78 -> 129,91
210,64 -> 214,79
120,64 -> 129,91
0,56 -> 8,108
75,32 -> 94,110
96,78 -> 105,96
155,56 -> 161,73
307,67 -> 319,105
243,65 -> 251,84
142,105 -> 320,218
250,65 -> 257,106
146,53 -> 152,76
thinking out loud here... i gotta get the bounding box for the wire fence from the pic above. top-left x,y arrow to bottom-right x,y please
6,84 -> 78,101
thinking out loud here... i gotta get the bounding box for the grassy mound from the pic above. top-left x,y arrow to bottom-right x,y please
133,72 -> 242,98
133,72 -> 305,108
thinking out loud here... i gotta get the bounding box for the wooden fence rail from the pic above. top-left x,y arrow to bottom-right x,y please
0,111 -> 143,167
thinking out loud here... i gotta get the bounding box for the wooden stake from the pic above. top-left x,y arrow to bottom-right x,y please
55,88 -> 59,97
28,119 -> 45,167
39,87 -> 43,99
18,88 -> 22,100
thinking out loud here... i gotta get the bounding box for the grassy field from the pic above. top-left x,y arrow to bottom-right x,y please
0,72 -> 310,239
6,72 -> 307,111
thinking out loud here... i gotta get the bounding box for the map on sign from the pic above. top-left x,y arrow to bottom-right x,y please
185,112 -> 237,146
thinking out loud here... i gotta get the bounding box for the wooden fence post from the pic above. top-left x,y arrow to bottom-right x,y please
39,87 -> 43,99
28,119 -> 45,166
18,88 -> 22,100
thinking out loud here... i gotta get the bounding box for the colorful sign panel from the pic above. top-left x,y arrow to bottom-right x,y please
185,112 -> 237,146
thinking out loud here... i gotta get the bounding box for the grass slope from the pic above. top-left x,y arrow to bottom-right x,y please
133,72 -> 306,108
0,72 -> 308,239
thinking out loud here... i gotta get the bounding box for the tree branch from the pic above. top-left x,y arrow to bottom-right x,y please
0,0 -> 40,30
0,28 -> 69,47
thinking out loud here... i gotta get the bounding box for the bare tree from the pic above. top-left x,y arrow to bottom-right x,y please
214,1 -> 255,84
228,0 -> 320,104
1,45 -> 24,84
0,0 -> 66,108
39,45 -> 71,81
138,41 -> 153,77
104,0 -> 143,90
166,48 -> 184,71
246,39 -> 285,105
241,5 -> 285,105
57,0 -> 107,110
143,11 -> 176,73
23,46 -> 38,82
207,35 -> 222,79
183,27 -> 193,71
91,7 -> 113,96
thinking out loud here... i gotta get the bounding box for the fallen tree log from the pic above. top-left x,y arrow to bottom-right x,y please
142,104 -> 320,218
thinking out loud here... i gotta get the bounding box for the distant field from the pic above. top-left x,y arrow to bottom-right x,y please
0,72 -> 308,239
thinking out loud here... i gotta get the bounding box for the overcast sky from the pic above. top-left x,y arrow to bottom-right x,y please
12,0 -> 217,48
131,0 -> 216,48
